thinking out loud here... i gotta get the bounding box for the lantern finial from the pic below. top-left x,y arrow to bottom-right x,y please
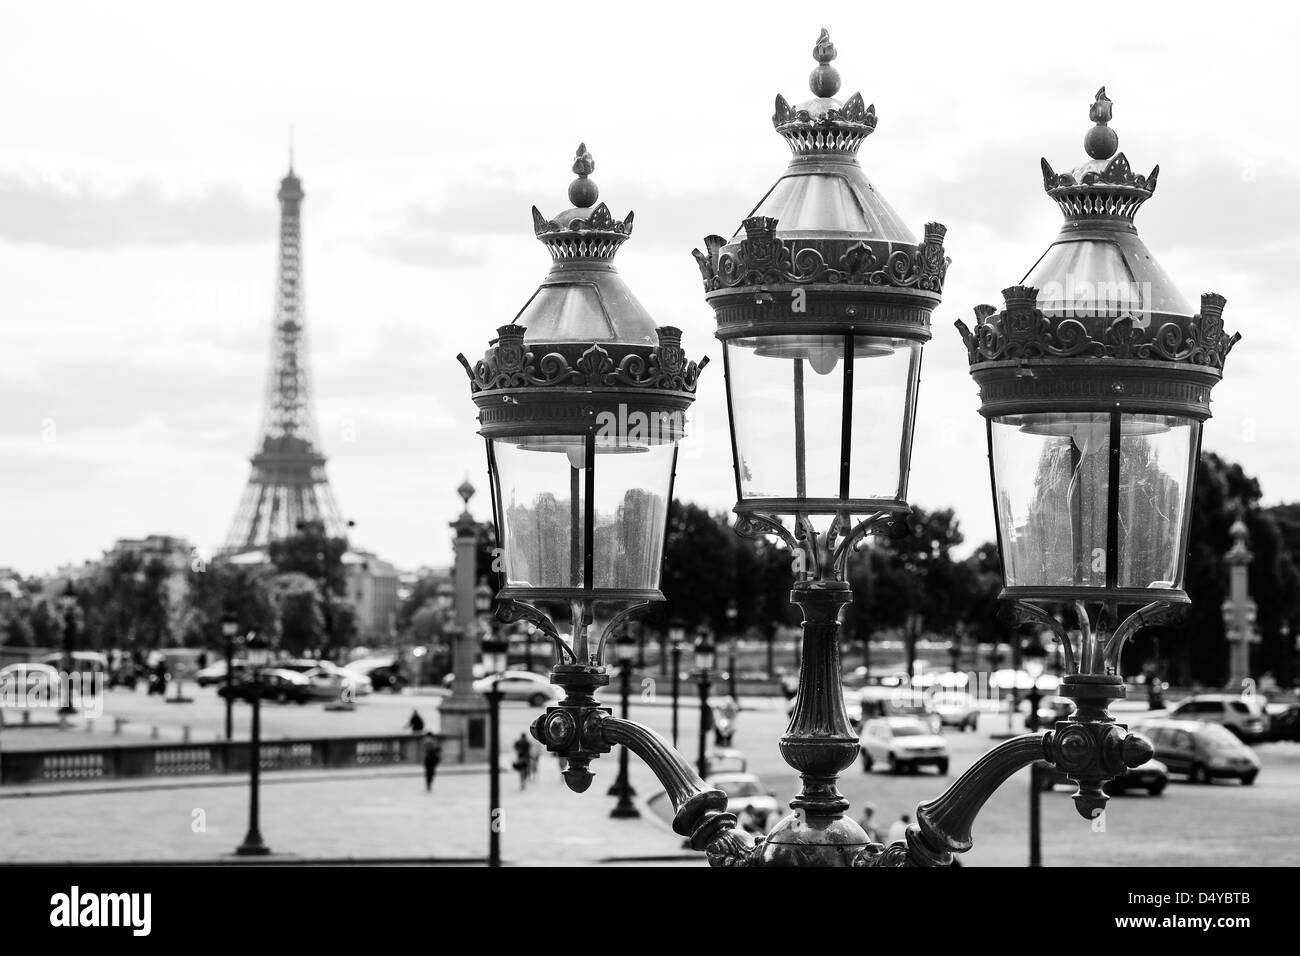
567,142 -> 598,208
1084,87 -> 1118,160
809,28 -> 841,98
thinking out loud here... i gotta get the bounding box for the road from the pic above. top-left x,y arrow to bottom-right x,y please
3,685 -> 1297,865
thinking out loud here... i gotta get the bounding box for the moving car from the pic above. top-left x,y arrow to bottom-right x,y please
1036,757 -> 1169,796
859,716 -> 949,774
706,772 -> 779,834
1139,719 -> 1260,785
218,668 -> 313,704
279,659 -> 373,700
1166,694 -> 1269,741
1034,696 -> 1074,726
932,691 -> 980,731
344,657 -> 404,693
472,670 -> 561,706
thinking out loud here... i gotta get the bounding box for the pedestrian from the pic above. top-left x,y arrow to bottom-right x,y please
513,733 -> 532,790
527,739 -> 540,781
887,813 -> 911,846
859,802 -> 883,844
406,709 -> 425,733
422,732 -> 442,792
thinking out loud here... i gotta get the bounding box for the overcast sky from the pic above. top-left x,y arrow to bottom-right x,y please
2,0 -> 1297,576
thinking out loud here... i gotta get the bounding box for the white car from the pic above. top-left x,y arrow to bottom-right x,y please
287,661 -> 373,700
707,772 -> 780,834
473,670 -> 561,706
859,716 -> 949,775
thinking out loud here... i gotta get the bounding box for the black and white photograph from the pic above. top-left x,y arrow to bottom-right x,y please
0,0 -> 1294,934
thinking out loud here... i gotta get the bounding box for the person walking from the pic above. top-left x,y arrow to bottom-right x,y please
422,732 -> 442,792
859,802 -> 883,844
513,733 -> 532,790
887,813 -> 911,846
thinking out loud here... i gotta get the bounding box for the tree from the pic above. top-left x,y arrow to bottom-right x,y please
184,560 -> 279,648
273,573 -> 324,656
268,520 -> 350,597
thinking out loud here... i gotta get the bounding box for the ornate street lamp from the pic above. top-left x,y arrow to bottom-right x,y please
692,28 -> 947,864
236,631 -> 273,857
693,633 -> 716,779
937,88 -> 1238,841
669,621 -> 686,748
481,630 -> 508,868
459,143 -> 707,794
221,613 -> 239,741
608,632 -> 640,818
58,582 -> 79,715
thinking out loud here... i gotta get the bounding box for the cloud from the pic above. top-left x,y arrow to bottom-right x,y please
0,174 -> 271,248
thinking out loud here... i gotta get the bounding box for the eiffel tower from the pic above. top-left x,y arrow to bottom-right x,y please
224,163 -> 345,553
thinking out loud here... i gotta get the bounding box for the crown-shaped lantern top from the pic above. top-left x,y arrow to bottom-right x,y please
530,143 -> 635,262
508,143 -> 656,345
772,28 -> 878,155
956,88 -> 1239,423
1039,88 -> 1159,222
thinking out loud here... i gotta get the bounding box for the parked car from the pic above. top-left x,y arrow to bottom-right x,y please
344,657 -> 404,693
1036,757 -> 1168,796
1166,694 -> 1269,741
472,670 -> 560,706
706,772 -> 779,834
859,716 -> 949,774
218,669 -> 313,704
932,691 -> 980,731
1266,703 -> 1300,742
196,659 -> 247,687
1139,719 -> 1261,784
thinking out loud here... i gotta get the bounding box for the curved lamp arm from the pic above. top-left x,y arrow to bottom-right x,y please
597,715 -> 761,865
858,732 -> 1051,867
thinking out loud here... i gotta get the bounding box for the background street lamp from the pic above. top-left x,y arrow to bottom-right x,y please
725,600 -> 739,700
235,631 -> 273,857
58,582 -> 78,715
221,613 -> 239,741
669,622 -> 685,748
481,630 -> 508,868
608,632 -> 640,818
694,634 -> 715,779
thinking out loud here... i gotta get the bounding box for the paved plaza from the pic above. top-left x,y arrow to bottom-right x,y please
3,686 -> 1298,866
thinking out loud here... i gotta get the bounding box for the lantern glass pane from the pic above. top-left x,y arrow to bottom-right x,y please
990,413 -> 1111,589
1117,414 -> 1199,590
492,436 -> 587,590
591,435 -> 675,591
725,335 -> 916,505
848,338 -> 920,500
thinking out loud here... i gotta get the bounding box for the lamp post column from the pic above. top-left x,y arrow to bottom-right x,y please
671,642 -> 682,749
761,582 -> 864,865
486,677 -> 502,867
696,669 -> 712,779
236,660 -> 269,856
439,480 -> 490,762
1224,518 -> 1256,689
609,660 -> 640,818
